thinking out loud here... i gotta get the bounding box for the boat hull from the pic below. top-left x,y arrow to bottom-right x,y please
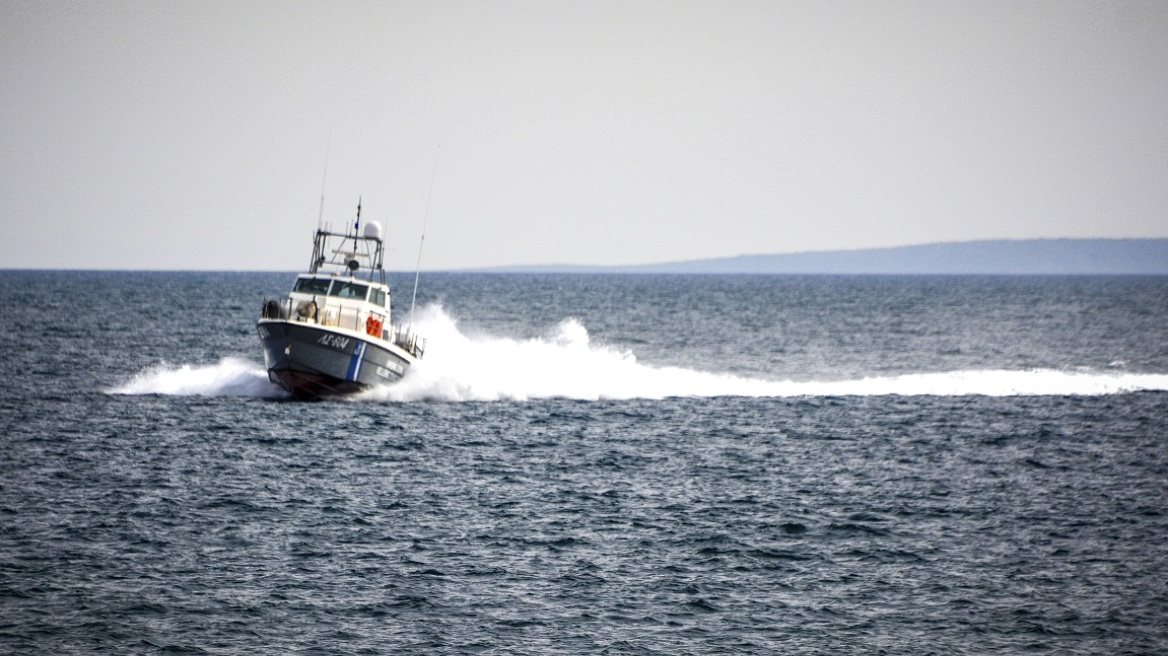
256,320 -> 413,401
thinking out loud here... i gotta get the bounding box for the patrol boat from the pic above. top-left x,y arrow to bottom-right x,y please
257,204 -> 425,400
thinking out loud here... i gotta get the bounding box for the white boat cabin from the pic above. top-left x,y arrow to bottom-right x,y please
287,274 -> 391,340
259,216 -> 425,358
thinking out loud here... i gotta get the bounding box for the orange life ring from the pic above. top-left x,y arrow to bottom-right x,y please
365,316 -> 383,337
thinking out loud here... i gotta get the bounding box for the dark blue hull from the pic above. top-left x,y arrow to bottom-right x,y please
256,320 -> 411,400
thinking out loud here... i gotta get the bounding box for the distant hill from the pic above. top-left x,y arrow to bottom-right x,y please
479,239 -> 1168,275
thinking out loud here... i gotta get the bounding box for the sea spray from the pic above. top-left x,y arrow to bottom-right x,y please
357,305 -> 1168,401
109,357 -> 286,398
110,304 -> 1168,401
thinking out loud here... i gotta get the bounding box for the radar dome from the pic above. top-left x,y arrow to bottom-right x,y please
363,221 -> 383,240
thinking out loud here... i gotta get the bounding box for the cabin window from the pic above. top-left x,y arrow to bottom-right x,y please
293,277 -> 332,295
370,288 -> 387,308
330,281 -> 369,300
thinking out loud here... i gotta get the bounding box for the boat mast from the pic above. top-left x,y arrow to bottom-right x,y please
352,197 -> 363,278
317,130 -> 331,232
309,132 -> 331,274
409,145 -> 440,331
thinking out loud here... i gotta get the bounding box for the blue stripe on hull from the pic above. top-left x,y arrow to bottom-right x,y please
346,341 -> 367,382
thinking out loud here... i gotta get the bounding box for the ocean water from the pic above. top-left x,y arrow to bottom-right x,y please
2,271 -> 1167,654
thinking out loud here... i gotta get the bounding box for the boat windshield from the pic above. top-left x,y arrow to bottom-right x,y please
370,288 -> 387,308
330,281 -> 369,300
293,277 -> 332,295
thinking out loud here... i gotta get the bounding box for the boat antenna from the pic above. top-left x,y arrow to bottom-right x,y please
409,144 -> 440,331
317,129 -> 331,232
351,196 -> 362,267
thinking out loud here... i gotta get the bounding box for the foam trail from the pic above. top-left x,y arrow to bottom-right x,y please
788,370 -> 1168,398
109,357 -> 286,398
107,308 -> 1168,401
358,306 -> 1168,402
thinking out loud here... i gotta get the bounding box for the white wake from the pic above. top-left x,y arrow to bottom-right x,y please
110,306 -> 1168,401
108,357 -> 287,398
361,306 -> 1168,402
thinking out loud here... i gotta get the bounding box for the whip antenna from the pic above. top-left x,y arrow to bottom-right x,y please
316,129 -> 331,231
409,145 -> 440,331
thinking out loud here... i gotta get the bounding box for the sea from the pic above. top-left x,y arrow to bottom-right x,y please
2,271 -> 1167,654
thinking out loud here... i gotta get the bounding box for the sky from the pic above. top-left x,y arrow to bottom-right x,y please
2,1 -> 1166,271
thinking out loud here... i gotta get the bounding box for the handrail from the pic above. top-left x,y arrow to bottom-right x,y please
260,296 -> 424,359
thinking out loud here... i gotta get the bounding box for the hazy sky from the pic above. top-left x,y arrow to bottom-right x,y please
2,1 -> 1166,270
